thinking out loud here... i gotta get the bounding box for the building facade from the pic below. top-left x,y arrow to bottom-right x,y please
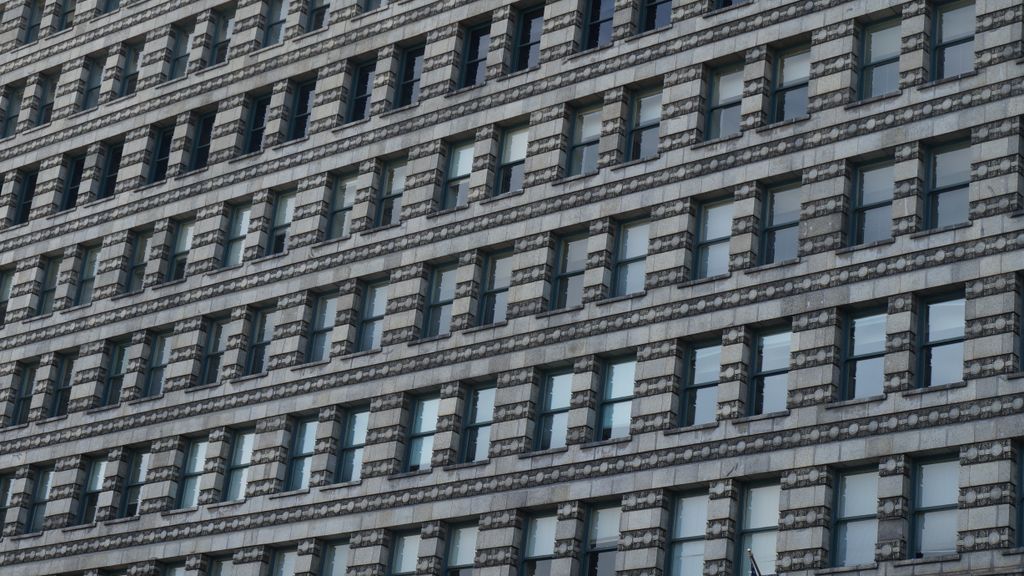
0,0 -> 1022,575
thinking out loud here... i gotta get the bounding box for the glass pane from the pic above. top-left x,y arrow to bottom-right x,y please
713,66 -> 743,104
938,40 -> 974,78
933,145 -> 970,187
545,373 -> 572,410
776,84 -> 808,120
186,440 -> 208,473
836,518 -> 877,566
927,341 -> 963,387
412,397 -> 440,434
839,471 -> 878,517
768,226 -> 799,262
316,296 -> 337,330
758,332 -> 791,372
741,530 -> 777,576
692,345 -> 720,385
366,284 -> 388,317
927,298 -> 965,341
933,186 -> 969,228
87,461 -> 107,491
577,109 -> 601,142
858,205 -> 892,244
615,260 -> 645,295
938,1 -> 974,42
526,515 -> 557,557
702,201 -> 733,241
450,142 -> 474,178
225,468 -> 248,501
502,128 -> 528,163
465,425 -> 490,462
636,92 -> 661,125
917,508 -> 958,555
471,387 -> 496,423
563,237 -> 588,273
433,267 -> 457,303
605,359 -> 635,400
852,313 -> 886,356
543,412 -> 568,449
850,356 -> 884,398
232,431 -> 255,465
709,103 -> 741,139
865,60 -> 899,97
393,533 -> 421,573
669,540 -> 704,576
449,525 -> 478,566
770,185 -> 801,225
674,493 -> 709,539
322,543 -> 349,576
866,21 -> 900,63
859,163 -> 894,205
781,49 -> 810,84
175,221 -> 195,252
571,142 -> 598,175
387,162 -> 408,195
600,400 -> 631,439
346,410 -> 369,445
744,484 -> 780,529
408,436 -> 433,470
294,420 -> 316,454
588,505 -> 621,548
489,255 -> 513,290
690,386 -> 717,426
561,274 -> 584,308
699,241 -> 730,278
759,373 -> 788,413
918,460 -> 958,507
619,222 -> 649,260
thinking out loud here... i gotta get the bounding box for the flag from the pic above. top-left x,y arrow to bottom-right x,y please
747,548 -> 762,576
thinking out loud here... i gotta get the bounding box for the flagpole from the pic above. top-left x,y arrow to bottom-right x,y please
747,548 -> 763,576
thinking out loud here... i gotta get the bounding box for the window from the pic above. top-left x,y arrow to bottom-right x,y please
327,174 -> 357,238
761,182 -> 800,264
375,160 -> 406,227
77,459 -> 106,524
285,417 -> 316,490
189,112 -> 216,171
13,170 -> 38,225
706,64 -> 742,140
56,0 -> 76,30
148,126 -> 174,184
390,531 -> 421,576
26,466 -> 54,533
552,234 -> 587,309
582,0 -> 613,50
770,46 -> 810,123
246,307 -> 276,375
441,141 -> 473,209
639,0 -> 670,32
346,62 -> 374,123
512,7 -> 543,72
143,332 -> 172,397
932,0 -> 974,79
23,0 -> 42,43
321,541 -> 350,576
859,19 -> 900,98
82,58 -> 103,111
583,504 -> 620,576
479,252 -> 512,325
102,341 -> 129,405
267,190 -> 297,255
2,87 -> 23,138
177,438 -> 208,508
127,230 -> 152,292
668,493 -> 709,576
336,407 -> 369,482
568,107 -> 601,176
61,155 -> 86,211
307,294 -> 336,363
167,25 -> 194,80
918,294 -> 965,388
627,90 -> 661,161
223,429 -> 255,501
289,80 -> 316,140
750,330 -> 790,415
0,270 -> 12,325
395,45 -> 425,107
223,205 -> 250,267
210,11 -> 234,65
445,524 -> 478,576
363,0 -> 384,10
306,0 -> 328,31
737,483 -> 780,576
495,126 -> 527,195
163,564 -> 187,576
536,371 -> 571,450
833,469 -> 878,567
199,319 -> 228,386
681,343 -> 720,427
119,450 -> 150,517
925,141 -> 970,229
406,396 -> 439,471
841,310 -> 885,400
263,0 -> 288,47
913,459 -> 958,556
100,0 -> 120,12
522,513 -> 557,574
10,362 -> 37,426
208,558 -> 231,576
98,143 -> 123,199
424,264 -> 457,337
460,25 -> 490,89
270,548 -> 298,576
357,281 -> 387,351
460,385 -> 495,463
851,161 -> 893,245
0,474 -> 11,526
597,357 -> 635,440
167,220 -> 194,281
244,94 -> 272,153
120,44 -> 142,97
36,257 -> 58,316
48,353 -> 75,418
612,220 -> 648,296
694,199 -> 732,279
74,246 -> 100,306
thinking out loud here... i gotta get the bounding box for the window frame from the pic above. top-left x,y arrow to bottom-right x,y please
61,155 -> 87,212
390,530 -> 421,576
143,332 -> 172,397
127,229 -> 152,292
335,406 -> 369,483
916,292 -> 966,389
520,512 -> 558,573
246,306 -> 276,375
638,0 -> 671,33
223,428 -> 255,501
119,44 -> 142,97
189,112 -> 216,171
535,370 -> 572,451
36,256 -> 58,316
25,466 -> 55,533
831,467 -> 879,567
244,94 -> 272,154
923,140 -> 971,230
148,126 -> 175,184
288,79 -> 317,141
263,0 -> 288,47
910,457 -> 960,557
749,328 -> 791,416
930,0 -> 975,81
306,0 -> 328,31
494,125 -> 528,196
307,293 -> 337,363
694,197 -> 732,279
48,353 -> 75,418
82,58 -> 103,111
512,6 -> 544,72
35,75 -> 55,126
118,450 -> 149,518
176,438 -> 208,508
459,24 -> 490,89
1,86 -> 23,138
395,45 -> 426,108
76,458 -> 107,525
444,522 -> 478,575
568,105 -> 601,177
551,233 -> 587,310
98,142 -> 124,199
198,318 -> 228,386
768,45 -> 810,124
405,395 -> 440,472
679,341 -> 720,427
441,140 -> 474,210
850,160 -> 894,245
611,219 -> 649,297
346,61 -> 375,123
320,540 -> 351,576
736,482 -> 780,576
581,502 -> 621,576
223,204 -> 250,267
839,308 -> 887,400
24,0 -> 43,43
423,263 -> 458,338
375,159 -> 407,227
285,416 -> 317,491
13,170 -> 38,226
267,190 -> 297,255
478,251 -> 512,325
167,25 -> 193,81
326,173 -> 357,239
596,356 -> 635,441
858,18 -> 901,99
11,362 -> 38,426
581,0 -> 614,51
210,11 -> 234,66
459,383 -> 495,464
102,340 -> 129,405
668,491 -> 709,576
167,220 -> 194,282
356,281 -> 387,352
74,245 -> 100,306
760,181 -> 801,265
626,89 -> 661,162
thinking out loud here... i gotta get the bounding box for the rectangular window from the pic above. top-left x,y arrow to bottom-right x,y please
223,205 -> 250,267
321,541 -> 350,576
177,438 -> 208,508
738,483 -> 780,576
0,270 -> 13,325
695,199 -> 732,279
327,174 -> 357,239
346,62 -> 375,123
210,11 -> 235,65
750,330 -> 791,415
270,548 -> 298,576
163,564 -> 187,576
842,310 -> 886,400
77,458 -> 106,524
306,0 -> 328,31
512,7 -> 543,72
851,161 -> 893,245
707,64 -> 743,140
74,246 -> 100,306
36,257 -> 58,315
307,294 -> 336,363
48,353 -> 76,417
627,90 -> 661,161
568,106 -> 601,176
391,531 -> 421,576
552,234 -> 587,309
596,357 -> 636,442
119,450 -> 150,517
101,0 -> 121,13
224,429 -> 255,501
11,362 -> 37,426
57,0 -> 76,31
860,19 -> 900,99
82,58 -> 103,111
761,182 -> 800,264
168,220 -> 195,281
263,0 -> 289,47
285,417 -> 317,491
336,407 -> 369,483
612,220 -> 649,296
681,342 -> 720,427
120,44 -> 142,97
639,0 -> 670,32
583,504 -> 620,576
424,264 -> 457,337
199,319 -> 228,386
536,371 -> 571,450
61,155 -> 86,211
479,252 -> 512,325
396,45 -> 425,107
98,142 -> 123,199
442,141 -> 473,209
267,190 -> 297,255
148,126 -> 174,184
375,160 -> 407,227
460,25 -> 490,89
244,94 -> 272,153
35,75 -> 55,126
167,25 -> 194,80
933,0 -> 974,80
918,294 -> 965,388
289,80 -> 316,140
357,281 -> 387,351
23,0 -> 42,43
102,341 -> 129,405
0,474 -> 11,526
189,112 -> 216,171
495,126 -> 527,195
770,46 -> 810,123
522,513 -> 557,574
833,469 -> 878,567
406,396 -> 439,471
2,87 -> 23,138
582,0 -> 614,50
208,558 -> 231,576
26,466 -> 54,533
460,385 -> 495,463
13,170 -> 38,226
127,230 -> 152,292
668,493 -> 709,576
913,459 -> 958,556
143,332 -> 171,396
925,141 -> 970,229
446,524 -> 478,576
246,307 -> 276,375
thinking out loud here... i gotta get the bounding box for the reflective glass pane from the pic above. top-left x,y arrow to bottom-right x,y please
393,534 -> 420,573
600,400 -> 631,439
768,226 -> 799,262
412,397 -> 440,433
770,185 -> 801,224
295,420 -> 316,454
927,341 -> 963,387
780,49 -> 810,83
620,222 -> 649,260
740,531 -> 777,576
917,508 -> 958,555
699,241 -> 730,278
776,84 -> 808,120
408,436 -> 433,470
322,542 -> 349,576
346,410 -> 369,445
387,162 -> 408,195
692,345 -> 720,385
713,66 -> 744,104
852,313 -> 886,356
471,387 -> 496,423
758,332 -> 791,372
185,440 -> 208,473
938,1 -> 974,41
365,284 -> 388,317
449,525 -> 478,566
615,260 -> 645,295
864,60 -> 899,97
927,298 -> 965,341
669,540 -> 704,576
232,431 -> 255,465
839,471 -> 878,517
759,373 -> 788,413
526,515 -> 558,557
933,145 -> 970,187
605,359 -> 635,399
918,460 -> 958,507
489,255 -> 513,290
502,128 -> 528,163
744,484 -> 780,529
850,357 -> 884,398
702,201 -> 733,241
563,237 -> 588,272
859,163 -> 894,205
933,186 -> 969,228
836,518 -> 878,566
577,109 -> 601,142
709,104 -> 741,139
543,412 -> 568,449
637,92 -> 661,125
866,21 -> 901,63
858,204 -> 892,244
450,142 -> 474,178
938,40 -> 974,78
689,386 -> 717,426
433,267 -> 457,302
674,493 -> 709,539
589,505 -> 621,548
175,221 -> 195,251
545,373 -> 572,410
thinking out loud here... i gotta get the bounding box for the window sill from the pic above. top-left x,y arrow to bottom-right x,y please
205,263 -> 243,277
1006,372 -> 1024,380
663,421 -> 719,436
231,372 -> 268,384
133,179 -> 168,194
333,117 -> 371,133
360,222 -> 402,235
559,171 -> 599,185
388,468 -> 432,480
22,312 -> 54,325
536,305 -> 584,319
564,43 -> 613,62
731,409 -> 789,424
161,75 -> 189,89
185,382 -> 221,394
908,221 -> 971,238
443,459 -> 489,471
580,436 -> 631,449
352,4 -> 387,20
310,235 -> 352,252
62,523 -> 97,533
110,288 -> 144,300
814,563 -> 877,575
518,446 -> 569,459
86,404 -> 120,414
462,321 -> 508,335
835,238 -> 895,255
319,480 -> 363,492
630,24 -> 671,41
381,102 -> 421,118
194,61 -> 230,77
248,250 -> 289,264
902,381 -> 967,396
128,393 -> 164,405
290,359 -> 331,371
824,394 -> 886,409
161,506 -> 198,517
844,91 -> 901,109
9,532 -> 44,541
174,166 -> 210,180
207,499 -> 245,510
611,155 -> 659,171
62,302 -> 93,313
892,554 -> 959,567
272,135 -> 309,151
502,65 -> 541,82
152,278 -> 187,291
248,41 -> 285,57
103,516 -> 140,525
2,423 -> 28,432
479,189 -> 525,205
426,204 -> 469,219
1002,547 -> 1024,556
268,488 -> 310,500
22,122 -> 51,136
446,83 -> 485,97
34,414 -> 69,425
703,0 -> 753,17
741,258 -> 800,274
596,291 -> 646,306
1012,209 -> 1024,219
409,333 -> 452,346
690,133 -> 742,150
81,194 -> 117,208
755,115 -> 811,132
916,71 -> 977,91
679,273 -> 731,288
338,348 -> 381,360
229,150 -> 266,164
1,221 -> 29,233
